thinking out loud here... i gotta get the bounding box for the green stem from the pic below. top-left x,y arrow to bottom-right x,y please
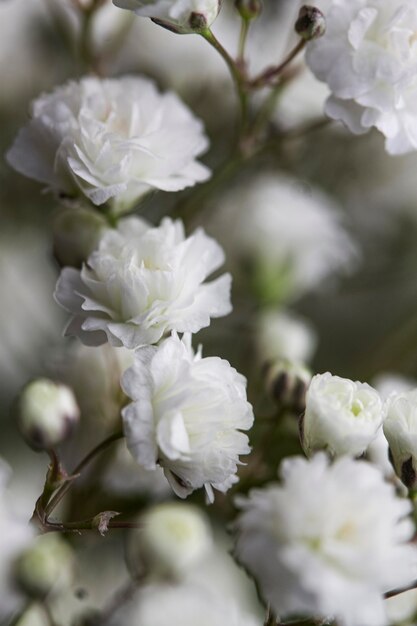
44,431 -> 124,520
200,29 -> 249,137
45,518 -> 142,533
238,18 -> 250,64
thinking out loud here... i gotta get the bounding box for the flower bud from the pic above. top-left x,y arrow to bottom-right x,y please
384,390 -> 417,489
235,0 -> 262,21
53,208 -> 109,268
113,0 -> 221,34
128,503 -> 212,580
265,359 -> 311,415
300,373 -> 384,458
15,535 -> 74,600
18,379 -> 80,451
295,6 -> 326,41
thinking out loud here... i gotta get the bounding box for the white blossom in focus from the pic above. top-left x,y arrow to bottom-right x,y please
129,503 -> 212,578
384,389 -> 417,488
209,174 -> 356,303
54,216 -> 231,349
306,0 -> 417,155
0,460 -> 34,621
256,310 -> 317,364
6,76 -> 210,212
234,454 -> 417,626
121,332 -> 254,501
113,0 -> 220,33
301,372 -> 384,457
125,583 -> 259,626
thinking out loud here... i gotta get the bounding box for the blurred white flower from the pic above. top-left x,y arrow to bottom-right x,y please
55,216 -> 231,349
384,389 -> 417,488
0,459 -> 34,621
306,0 -> 417,155
256,310 -> 317,364
234,454 -> 417,626
113,0 -> 220,33
7,76 -> 210,212
121,332 -> 254,501
129,503 -> 212,578
301,372 -> 384,457
209,174 -> 356,303
124,583 -> 259,626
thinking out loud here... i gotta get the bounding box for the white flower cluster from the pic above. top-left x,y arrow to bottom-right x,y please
7,76 -> 210,213
307,0 -> 417,155
55,216 -> 232,349
121,333 -> 254,502
234,453 -> 417,626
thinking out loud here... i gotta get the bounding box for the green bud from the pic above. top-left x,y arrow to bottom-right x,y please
235,0 -> 262,21
18,378 -> 80,451
53,207 -> 109,268
295,5 -> 326,41
15,535 -> 74,599
265,359 -> 311,414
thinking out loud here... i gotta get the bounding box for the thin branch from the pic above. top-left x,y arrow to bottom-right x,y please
250,39 -> 306,89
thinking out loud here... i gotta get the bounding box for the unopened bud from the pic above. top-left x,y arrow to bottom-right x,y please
265,359 -> 311,414
235,0 -> 262,21
18,379 -> 80,451
15,535 -> 74,600
128,503 -> 212,580
384,389 -> 417,489
295,5 -> 326,41
53,208 -> 109,268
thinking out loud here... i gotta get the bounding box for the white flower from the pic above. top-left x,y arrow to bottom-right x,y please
301,372 -> 384,457
306,0 -> 417,155
256,310 -> 317,364
121,332 -> 254,501
0,460 -> 34,621
234,454 -> 417,626
6,76 -> 210,212
128,503 -> 212,578
209,174 -> 356,303
113,0 -> 221,34
126,583 -> 259,626
54,216 -> 232,349
384,389 -> 417,488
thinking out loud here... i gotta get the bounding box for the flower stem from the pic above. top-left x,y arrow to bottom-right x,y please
250,39 -> 306,89
43,430 -> 124,520
238,18 -> 250,64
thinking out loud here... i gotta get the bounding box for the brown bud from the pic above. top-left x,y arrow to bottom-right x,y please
295,5 -> 326,41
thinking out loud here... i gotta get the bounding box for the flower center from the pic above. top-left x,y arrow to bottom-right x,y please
351,398 -> 364,417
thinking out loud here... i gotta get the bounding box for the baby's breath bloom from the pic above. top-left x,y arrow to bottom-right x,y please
121,333 -> 254,502
301,372 -> 384,457
6,76 -> 210,213
384,389 -> 417,488
306,0 -> 417,155
234,454 -> 417,626
54,216 -> 232,349
113,0 -> 221,34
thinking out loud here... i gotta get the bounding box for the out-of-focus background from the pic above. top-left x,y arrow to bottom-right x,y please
2,0 -> 417,623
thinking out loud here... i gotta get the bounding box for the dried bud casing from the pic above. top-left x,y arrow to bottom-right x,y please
265,359 -> 311,415
235,0 -> 262,21
295,5 -> 326,41
18,379 -> 80,451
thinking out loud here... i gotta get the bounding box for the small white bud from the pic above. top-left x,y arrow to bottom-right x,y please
128,503 -> 212,579
112,0 -> 221,34
53,208 -> 109,268
384,390 -> 417,489
15,535 -> 74,599
301,373 -> 384,458
18,379 -> 80,451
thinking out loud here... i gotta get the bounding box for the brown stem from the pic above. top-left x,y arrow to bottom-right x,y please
250,39 -> 306,89
385,580 -> 417,599
44,518 -> 142,534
